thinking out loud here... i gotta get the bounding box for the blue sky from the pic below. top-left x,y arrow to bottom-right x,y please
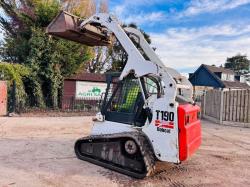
1,0 -> 250,74
109,0 -> 250,74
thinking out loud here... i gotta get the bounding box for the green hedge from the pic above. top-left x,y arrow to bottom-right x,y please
0,63 -> 29,107
0,62 -> 45,111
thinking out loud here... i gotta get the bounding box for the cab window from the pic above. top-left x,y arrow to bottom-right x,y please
144,76 -> 163,98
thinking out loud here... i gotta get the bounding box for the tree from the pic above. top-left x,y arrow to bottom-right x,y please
0,0 -> 62,63
61,0 -> 96,17
110,23 -> 151,72
61,0 -> 152,73
0,0 -> 92,108
224,54 -> 250,75
0,0 -> 152,109
0,63 -> 30,110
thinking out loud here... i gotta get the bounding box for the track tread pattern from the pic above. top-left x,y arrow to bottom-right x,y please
75,131 -> 156,178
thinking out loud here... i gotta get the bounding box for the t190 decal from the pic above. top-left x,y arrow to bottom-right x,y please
155,110 -> 175,133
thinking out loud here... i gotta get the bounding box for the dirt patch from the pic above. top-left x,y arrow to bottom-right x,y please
0,117 -> 249,187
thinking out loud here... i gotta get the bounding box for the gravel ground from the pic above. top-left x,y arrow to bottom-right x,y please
0,117 -> 249,187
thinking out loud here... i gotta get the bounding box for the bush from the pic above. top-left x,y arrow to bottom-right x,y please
0,63 -> 29,110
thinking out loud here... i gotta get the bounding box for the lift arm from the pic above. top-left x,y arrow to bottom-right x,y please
79,13 -> 159,80
47,11 -> 193,102
124,27 -> 193,100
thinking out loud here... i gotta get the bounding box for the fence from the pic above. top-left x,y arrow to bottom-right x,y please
13,97 -> 101,114
201,89 -> 250,126
3,80 -> 101,114
61,97 -> 100,112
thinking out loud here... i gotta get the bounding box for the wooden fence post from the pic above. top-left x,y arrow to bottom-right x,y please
203,91 -> 206,116
219,90 -> 224,124
248,90 -> 250,123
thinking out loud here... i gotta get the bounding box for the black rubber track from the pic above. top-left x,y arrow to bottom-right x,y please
74,132 -> 156,179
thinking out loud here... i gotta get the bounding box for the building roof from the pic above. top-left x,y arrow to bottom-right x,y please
65,72 -> 106,82
189,64 -> 225,88
203,64 -> 235,75
189,64 -> 250,89
222,81 -> 250,89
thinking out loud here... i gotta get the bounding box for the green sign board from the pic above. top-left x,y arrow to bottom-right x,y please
76,81 -> 107,99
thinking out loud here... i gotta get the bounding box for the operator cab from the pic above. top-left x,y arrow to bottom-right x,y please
101,73 -> 163,126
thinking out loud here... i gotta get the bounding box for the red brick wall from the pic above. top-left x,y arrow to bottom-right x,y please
0,81 -> 7,116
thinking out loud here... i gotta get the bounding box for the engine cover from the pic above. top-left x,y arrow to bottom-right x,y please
178,104 -> 202,161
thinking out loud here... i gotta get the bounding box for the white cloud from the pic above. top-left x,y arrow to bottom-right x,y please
123,12 -> 165,25
112,4 -> 125,17
111,0 -> 167,25
109,0 -> 250,73
150,24 -> 250,72
113,0 -> 165,6
181,0 -> 250,17
112,0 -> 250,24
